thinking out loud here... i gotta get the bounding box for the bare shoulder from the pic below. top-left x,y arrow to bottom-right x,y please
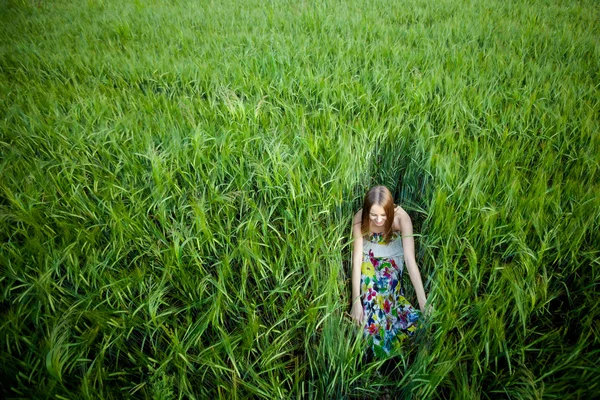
352,209 -> 363,238
353,209 -> 362,224
393,205 -> 411,231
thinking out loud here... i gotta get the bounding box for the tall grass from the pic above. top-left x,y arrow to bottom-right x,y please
1,0 -> 599,398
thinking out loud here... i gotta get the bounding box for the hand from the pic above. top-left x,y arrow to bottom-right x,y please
350,301 -> 364,326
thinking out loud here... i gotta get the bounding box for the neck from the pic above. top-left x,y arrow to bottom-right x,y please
370,223 -> 386,233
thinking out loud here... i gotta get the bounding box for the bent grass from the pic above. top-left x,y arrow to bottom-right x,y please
1,0 -> 599,398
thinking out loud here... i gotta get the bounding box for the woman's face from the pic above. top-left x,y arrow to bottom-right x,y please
369,204 -> 387,227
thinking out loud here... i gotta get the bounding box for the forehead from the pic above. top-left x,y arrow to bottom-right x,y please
369,204 -> 386,214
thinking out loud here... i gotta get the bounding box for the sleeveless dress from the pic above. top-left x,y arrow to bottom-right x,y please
361,231 -> 420,356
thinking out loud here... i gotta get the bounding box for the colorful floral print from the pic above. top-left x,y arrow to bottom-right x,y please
361,232 -> 420,357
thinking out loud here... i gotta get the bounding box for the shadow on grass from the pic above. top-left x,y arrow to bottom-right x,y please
337,132 -> 436,398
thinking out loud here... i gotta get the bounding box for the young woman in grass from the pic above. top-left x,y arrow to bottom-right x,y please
350,185 -> 428,356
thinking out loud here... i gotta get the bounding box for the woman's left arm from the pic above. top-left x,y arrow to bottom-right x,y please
397,208 -> 428,313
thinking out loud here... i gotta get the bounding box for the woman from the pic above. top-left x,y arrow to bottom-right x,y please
350,185 -> 428,356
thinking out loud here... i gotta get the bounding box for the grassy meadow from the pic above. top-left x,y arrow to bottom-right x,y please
1,0 -> 599,398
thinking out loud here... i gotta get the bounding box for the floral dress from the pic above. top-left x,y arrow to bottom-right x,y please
361,231 -> 420,356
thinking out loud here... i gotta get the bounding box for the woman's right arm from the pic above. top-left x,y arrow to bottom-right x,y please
350,211 -> 364,325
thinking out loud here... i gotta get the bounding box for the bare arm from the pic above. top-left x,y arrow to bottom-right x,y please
350,211 -> 364,324
396,208 -> 427,313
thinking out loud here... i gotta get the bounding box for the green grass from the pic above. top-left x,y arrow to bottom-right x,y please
1,0 -> 599,398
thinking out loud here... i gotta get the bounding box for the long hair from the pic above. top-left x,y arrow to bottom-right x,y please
361,185 -> 395,243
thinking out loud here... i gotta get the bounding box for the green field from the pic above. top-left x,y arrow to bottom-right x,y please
1,0 -> 599,398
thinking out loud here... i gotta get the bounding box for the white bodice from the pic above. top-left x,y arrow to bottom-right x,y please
362,232 -> 405,273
